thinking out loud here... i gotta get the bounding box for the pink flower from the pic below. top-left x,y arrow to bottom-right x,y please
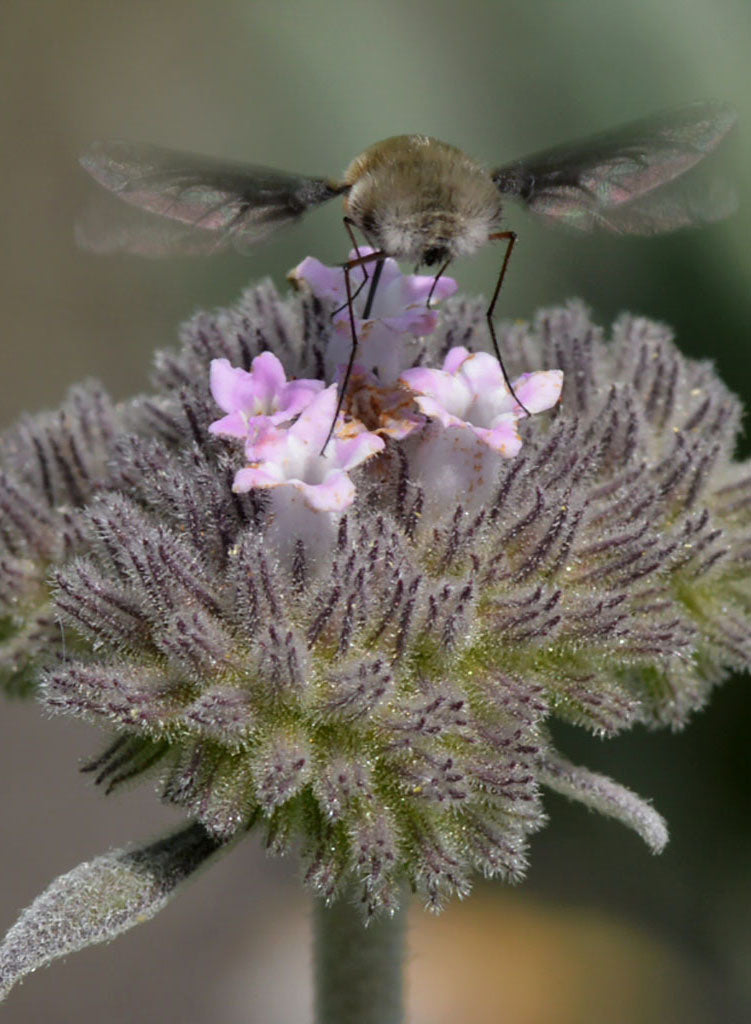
401,346 -> 563,457
291,249 -> 457,335
290,250 -> 458,386
208,353 -> 324,447
232,385 -> 385,512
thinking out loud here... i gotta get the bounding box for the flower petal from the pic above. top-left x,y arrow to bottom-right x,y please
512,370 -> 564,414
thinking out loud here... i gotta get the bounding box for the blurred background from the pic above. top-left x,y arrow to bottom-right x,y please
1,1 -> 749,1021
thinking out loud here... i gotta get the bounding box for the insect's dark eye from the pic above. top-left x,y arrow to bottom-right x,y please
423,246 -> 448,267
361,211 -> 377,235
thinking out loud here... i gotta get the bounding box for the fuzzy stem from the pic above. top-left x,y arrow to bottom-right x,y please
313,890 -> 407,1024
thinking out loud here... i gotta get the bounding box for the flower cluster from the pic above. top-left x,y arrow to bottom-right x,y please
1,251 -> 750,964
208,252 -> 561,533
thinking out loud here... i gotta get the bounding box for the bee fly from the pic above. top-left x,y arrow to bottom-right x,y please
78,100 -> 737,442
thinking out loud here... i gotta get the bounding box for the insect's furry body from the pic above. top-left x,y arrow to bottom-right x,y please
341,135 -> 504,266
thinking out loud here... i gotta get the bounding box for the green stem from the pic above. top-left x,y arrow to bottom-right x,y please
313,889 -> 407,1024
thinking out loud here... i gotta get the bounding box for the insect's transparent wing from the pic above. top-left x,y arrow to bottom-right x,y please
77,140 -> 346,255
76,190 -> 236,256
492,100 -> 737,235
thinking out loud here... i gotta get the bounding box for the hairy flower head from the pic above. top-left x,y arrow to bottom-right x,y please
2,257 -> 750,927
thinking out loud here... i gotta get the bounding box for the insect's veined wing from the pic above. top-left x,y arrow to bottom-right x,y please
77,140 -> 347,256
492,100 -> 737,235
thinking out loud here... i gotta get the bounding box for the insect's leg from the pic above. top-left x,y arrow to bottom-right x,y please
361,255 -> 384,319
486,230 -> 529,414
332,218 -> 370,316
343,216 -> 365,265
427,259 -> 452,309
321,250 -> 386,454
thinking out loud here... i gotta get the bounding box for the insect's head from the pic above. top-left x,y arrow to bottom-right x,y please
370,211 -> 484,267
422,244 -> 450,268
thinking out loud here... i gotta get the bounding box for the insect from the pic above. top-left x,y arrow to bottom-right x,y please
79,100 -> 737,436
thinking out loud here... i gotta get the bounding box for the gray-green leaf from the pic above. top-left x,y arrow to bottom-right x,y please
0,821 -> 225,1001
540,751 -> 669,853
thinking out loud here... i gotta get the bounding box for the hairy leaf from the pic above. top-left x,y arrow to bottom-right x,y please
0,822 -> 225,1001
